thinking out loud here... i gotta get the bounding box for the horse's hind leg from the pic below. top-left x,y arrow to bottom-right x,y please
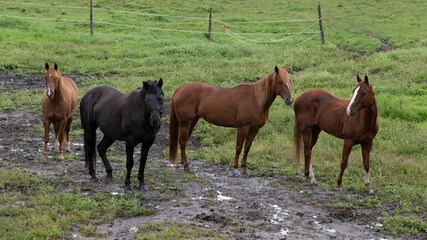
97,136 -> 115,179
361,141 -> 374,193
42,118 -> 51,160
178,121 -> 192,171
336,139 -> 354,191
240,127 -> 260,174
302,129 -> 316,184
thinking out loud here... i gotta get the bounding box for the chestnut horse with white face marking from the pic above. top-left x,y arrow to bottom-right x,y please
42,63 -> 78,160
170,66 -> 293,175
293,75 -> 378,193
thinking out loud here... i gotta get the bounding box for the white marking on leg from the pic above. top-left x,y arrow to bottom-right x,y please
346,86 -> 360,116
55,137 -> 59,152
309,164 -> 316,184
365,170 -> 370,185
49,74 -> 51,77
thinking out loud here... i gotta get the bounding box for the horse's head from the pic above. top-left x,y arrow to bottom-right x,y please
346,75 -> 375,117
143,78 -> 164,127
44,63 -> 61,99
274,65 -> 294,105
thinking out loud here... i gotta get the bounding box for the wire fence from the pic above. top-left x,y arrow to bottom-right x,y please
0,0 -> 324,44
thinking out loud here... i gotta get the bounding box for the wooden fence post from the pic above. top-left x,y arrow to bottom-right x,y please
317,3 -> 325,44
90,0 -> 93,35
208,7 -> 213,41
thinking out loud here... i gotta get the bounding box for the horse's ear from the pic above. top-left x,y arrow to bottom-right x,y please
45,63 -> 49,70
357,74 -> 362,82
275,66 -> 279,74
285,65 -> 288,71
143,81 -> 149,90
158,78 -> 163,88
54,63 -> 58,71
364,75 -> 369,84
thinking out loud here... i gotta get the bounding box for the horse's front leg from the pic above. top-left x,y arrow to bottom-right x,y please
336,139 -> 354,191
55,120 -> 66,160
240,128 -> 260,174
41,118 -> 51,160
138,139 -> 155,190
361,141 -> 374,194
233,127 -> 249,176
125,141 -> 135,192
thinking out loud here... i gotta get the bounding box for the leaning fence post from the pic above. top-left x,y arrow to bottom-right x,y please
317,3 -> 325,44
208,7 -> 213,41
90,0 -> 93,35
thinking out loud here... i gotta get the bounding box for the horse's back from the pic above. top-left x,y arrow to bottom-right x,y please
172,82 -> 256,127
295,88 -> 349,138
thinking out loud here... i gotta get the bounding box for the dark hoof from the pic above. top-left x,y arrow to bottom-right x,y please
125,184 -> 132,192
184,167 -> 192,173
106,172 -> 113,180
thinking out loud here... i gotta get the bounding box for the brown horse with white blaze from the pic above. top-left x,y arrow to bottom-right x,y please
170,66 -> 293,175
42,63 -> 78,160
293,75 -> 378,193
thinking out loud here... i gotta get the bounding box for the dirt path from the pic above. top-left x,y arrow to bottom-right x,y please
0,73 -> 408,239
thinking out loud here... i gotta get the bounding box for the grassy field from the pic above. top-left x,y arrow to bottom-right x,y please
0,0 -> 426,238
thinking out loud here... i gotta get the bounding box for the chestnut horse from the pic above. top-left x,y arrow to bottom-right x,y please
80,80 -> 164,191
42,63 -> 77,160
293,75 -> 378,193
170,66 -> 293,175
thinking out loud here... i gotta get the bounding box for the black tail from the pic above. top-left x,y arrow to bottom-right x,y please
80,91 -> 99,173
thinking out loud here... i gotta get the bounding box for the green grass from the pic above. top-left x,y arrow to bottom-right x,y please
0,0 -> 426,237
0,169 -> 155,239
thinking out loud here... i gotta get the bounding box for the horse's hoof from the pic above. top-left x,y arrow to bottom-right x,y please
335,187 -> 342,192
125,185 -> 133,192
367,188 -> 374,194
184,167 -> 192,173
58,155 -> 64,160
231,169 -> 241,177
41,155 -> 46,160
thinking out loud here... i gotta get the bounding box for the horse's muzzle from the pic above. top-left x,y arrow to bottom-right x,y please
46,90 -> 54,99
347,107 -> 357,117
284,96 -> 294,106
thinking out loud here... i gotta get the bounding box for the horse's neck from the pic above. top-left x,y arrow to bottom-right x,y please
254,75 -> 276,110
54,76 -> 66,101
362,99 -> 378,128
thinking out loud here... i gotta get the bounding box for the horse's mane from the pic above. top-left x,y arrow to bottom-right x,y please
253,73 -> 276,107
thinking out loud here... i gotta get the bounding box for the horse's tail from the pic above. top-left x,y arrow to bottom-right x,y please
293,115 -> 302,173
80,91 -> 99,170
169,101 -> 179,165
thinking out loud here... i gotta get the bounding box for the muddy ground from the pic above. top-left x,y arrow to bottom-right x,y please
0,73 -> 420,239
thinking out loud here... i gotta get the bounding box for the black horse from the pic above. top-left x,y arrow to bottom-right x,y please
80,79 -> 164,191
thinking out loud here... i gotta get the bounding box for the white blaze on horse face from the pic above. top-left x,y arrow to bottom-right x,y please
346,86 -> 360,116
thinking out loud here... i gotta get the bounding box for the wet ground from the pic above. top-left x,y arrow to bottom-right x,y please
0,72 -> 420,239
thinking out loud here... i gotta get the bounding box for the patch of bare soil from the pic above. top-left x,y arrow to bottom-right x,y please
1,73 -> 422,240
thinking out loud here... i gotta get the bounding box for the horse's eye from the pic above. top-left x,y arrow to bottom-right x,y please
278,81 -> 283,85
361,92 -> 367,97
